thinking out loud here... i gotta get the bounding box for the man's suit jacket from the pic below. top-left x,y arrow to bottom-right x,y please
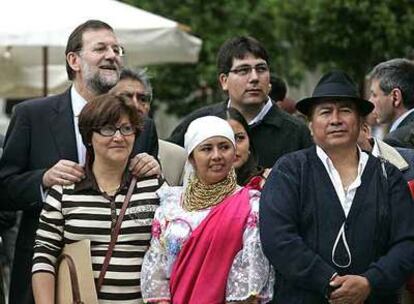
0,134 -> 17,233
384,111 -> 414,149
0,89 -> 158,304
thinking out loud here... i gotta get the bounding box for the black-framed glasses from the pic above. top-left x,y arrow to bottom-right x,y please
94,124 -> 135,137
228,63 -> 269,76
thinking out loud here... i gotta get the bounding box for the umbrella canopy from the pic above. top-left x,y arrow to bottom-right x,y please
0,0 -> 202,97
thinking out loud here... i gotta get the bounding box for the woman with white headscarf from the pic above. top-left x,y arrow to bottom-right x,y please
141,116 -> 274,304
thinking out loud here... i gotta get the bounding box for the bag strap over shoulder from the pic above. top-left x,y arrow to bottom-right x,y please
56,254 -> 84,304
96,176 -> 138,293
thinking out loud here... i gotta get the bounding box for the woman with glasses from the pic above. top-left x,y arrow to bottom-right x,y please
141,116 -> 274,304
31,93 -> 162,303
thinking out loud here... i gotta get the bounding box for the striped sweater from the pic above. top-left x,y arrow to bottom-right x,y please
32,174 -> 161,304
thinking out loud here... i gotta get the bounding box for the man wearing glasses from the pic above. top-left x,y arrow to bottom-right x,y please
0,20 -> 159,304
112,68 -> 187,186
168,36 -> 312,168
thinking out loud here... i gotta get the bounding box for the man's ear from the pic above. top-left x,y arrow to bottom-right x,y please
66,52 -> 81,74
308,122 -> 313,137
218,73 -> 228,91
391,87 -> 403,108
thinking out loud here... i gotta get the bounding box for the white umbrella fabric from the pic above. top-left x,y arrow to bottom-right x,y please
0,0 -> 202,97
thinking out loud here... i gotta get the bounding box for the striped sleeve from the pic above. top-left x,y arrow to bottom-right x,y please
32,185 -> 64,275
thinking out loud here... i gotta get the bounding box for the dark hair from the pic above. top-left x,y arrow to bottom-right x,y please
223,107 -> 261,185
120,67 -> 153,99
217,36 -> 269,75
370,58 -> 414,109
79,93 -> 143,163
65,20 -> 114,80
270,74 -> 287,102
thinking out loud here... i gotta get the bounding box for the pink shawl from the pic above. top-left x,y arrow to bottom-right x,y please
169,187 -> 251,304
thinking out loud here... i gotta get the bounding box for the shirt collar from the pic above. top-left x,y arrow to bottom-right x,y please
390,108 -> 414,132
71,86 -> 88,117
316,145 -> 368,179
227,97 -> 272,125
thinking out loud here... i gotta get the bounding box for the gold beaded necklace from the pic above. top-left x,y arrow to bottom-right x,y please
183,168 -> 237,212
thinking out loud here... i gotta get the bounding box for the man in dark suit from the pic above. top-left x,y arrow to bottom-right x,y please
0,20 -> 160,304
369,58 -> 414,148
168,36 -> 312,168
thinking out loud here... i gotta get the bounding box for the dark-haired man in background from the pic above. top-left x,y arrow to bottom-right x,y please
168,36 -> 312,168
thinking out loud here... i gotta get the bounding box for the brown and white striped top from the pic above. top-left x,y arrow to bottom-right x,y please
32,173 -> 162,304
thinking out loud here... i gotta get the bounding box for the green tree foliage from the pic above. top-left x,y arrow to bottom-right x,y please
276,0 -> 414,84
122,0 -> 414,116
122,0 -> 301,116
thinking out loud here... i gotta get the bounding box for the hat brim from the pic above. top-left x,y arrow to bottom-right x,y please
296,95 -> 374,116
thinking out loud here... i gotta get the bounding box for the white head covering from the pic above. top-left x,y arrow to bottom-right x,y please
183,116 -> 236,186
184,116 -> 235,156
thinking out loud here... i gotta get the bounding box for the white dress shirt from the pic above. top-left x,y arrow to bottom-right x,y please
228,97 -> 273,125
71,86 -> 88,166
316,145 -> 369,268
316,145 -> 368,217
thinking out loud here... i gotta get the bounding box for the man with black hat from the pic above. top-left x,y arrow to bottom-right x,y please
260,70 -> 414,304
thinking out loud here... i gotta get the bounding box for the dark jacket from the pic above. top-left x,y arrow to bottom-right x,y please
396,147 -> 414,181
168,101 -> 313,168
260,147 -> 414,304
0,89 -> 158,304
0,134 -> 16,233
384,111 -> 414,148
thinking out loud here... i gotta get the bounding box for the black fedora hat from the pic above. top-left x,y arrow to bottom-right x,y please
296,70 -> 374,116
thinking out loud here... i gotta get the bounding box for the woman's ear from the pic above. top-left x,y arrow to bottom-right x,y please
188,154 -> 196,168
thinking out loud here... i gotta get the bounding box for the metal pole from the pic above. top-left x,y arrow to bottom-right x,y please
42,46 -> 48,96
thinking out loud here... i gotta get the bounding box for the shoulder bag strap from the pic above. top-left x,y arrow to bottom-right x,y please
56,253 -> 84,304
96,176 -> 138,292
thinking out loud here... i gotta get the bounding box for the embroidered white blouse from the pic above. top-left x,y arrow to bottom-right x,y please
141,185 -> 274,303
